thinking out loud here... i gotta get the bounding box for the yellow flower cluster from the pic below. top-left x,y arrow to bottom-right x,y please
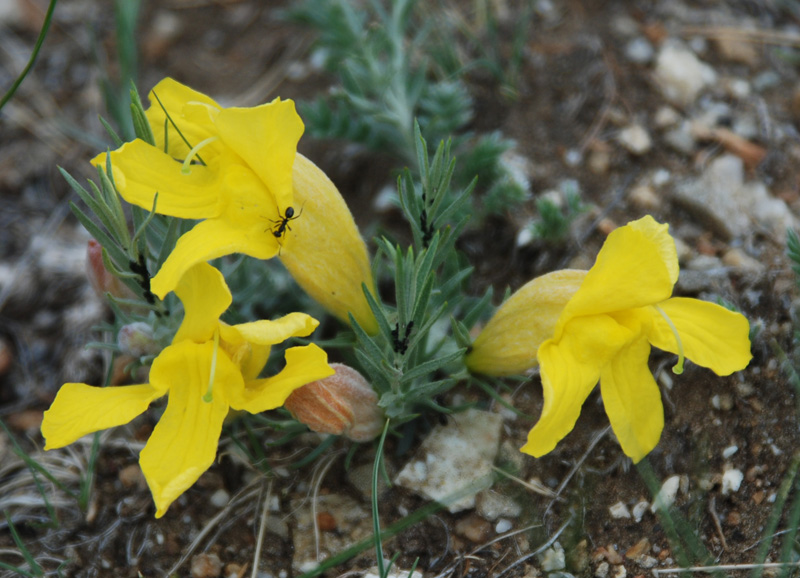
42,79 -> 378,517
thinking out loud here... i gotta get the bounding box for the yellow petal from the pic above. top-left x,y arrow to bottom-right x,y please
150,217 -> 280,299
91,140 -> 222,219
172,263 -> 231,344
521,315 -> 635,457
218,313 -> 319,381
140,340 -> 241,518
558,219 -> 677,331
465,270 -> 586,376
230,344 -> 334,414
600,338 -> 664,463
215,99 -> 304,211
627,216 -> 679,285
145,78 -> 221,160
229,312 -> 320,345
279,154 -> 378,334
42,383 -> 164,450
646,297 -> 752,376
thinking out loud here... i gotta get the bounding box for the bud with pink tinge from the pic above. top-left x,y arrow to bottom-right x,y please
86,240 -> 137,301
284,363 -> 384,442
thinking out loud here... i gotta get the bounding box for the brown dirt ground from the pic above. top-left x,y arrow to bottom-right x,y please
2,0 -> 800,577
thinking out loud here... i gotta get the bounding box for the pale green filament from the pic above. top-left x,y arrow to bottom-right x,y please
653,304 -> 685,375
181,136 -> 218,175
203,329 -> 220,403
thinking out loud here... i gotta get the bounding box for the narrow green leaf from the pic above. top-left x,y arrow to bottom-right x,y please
130,82 -> 155,145
399,348 -> 465,384
362,283 -> 393,340
98,115 -> 124,147
69,202 -> 129,267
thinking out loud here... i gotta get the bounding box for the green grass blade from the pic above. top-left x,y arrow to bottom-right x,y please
0,0 -> 58,112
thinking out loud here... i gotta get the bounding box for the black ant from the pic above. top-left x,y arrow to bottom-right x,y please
271,205 -> 302,239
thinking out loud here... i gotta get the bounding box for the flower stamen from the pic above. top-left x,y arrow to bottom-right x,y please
653,304 -> 685,374
181,136 -> 219,175
203,329 -> 220,403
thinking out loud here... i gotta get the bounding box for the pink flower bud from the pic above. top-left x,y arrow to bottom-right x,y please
86,240 -> 136,301
284,363 -> 384,442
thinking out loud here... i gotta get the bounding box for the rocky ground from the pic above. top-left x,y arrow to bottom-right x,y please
2,1 -> 800,577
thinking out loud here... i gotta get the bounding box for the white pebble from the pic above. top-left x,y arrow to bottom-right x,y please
722,445 -> 739,459
632,500 -> 650,522
651,475 -> 681,512
208,488 -> 230,509
495,519 -> 513,533
721,468 -> 744,495
617,124 -> 652,155
609,501 -> 631,519
540,542 -> 566,571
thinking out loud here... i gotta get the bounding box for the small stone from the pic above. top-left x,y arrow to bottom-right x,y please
654,41 -> 717,106
118,464 -> 146,489
722,445 -> 739,459
632,500 -> 650,522
722,468 -> 744,495
190,553 -> 222,578
654,106 -> 681,129
711,393 -> 734,411
625,37 -> 654,63
316,511 -> 337,532
595,561 -> 610,578
395,409 -> 503,512
651,475 -> 681,512
495,519 -> 513,533
540,542 -> 566,571
588,148 -> 612,174
617,124 -> 652,155
722,249 -> 766,276
736,380 -> 756,397
628,184 -> 661,211
609,501 -> 631,519
224,563 -> 244,578
663,122 -> 696,155
604,545 -> 624,565
455,514 -> 492,543
209,488 -> 230,509
611,564 -> 627,578
563,148 -> 583,167
477,490 -> 521,520
714,36 -> 759,65
625,537 -> 650,560
727,510 -> 742,526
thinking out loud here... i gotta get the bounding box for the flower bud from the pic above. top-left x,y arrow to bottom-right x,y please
86,240 -> 137,302
118,322 -> 162,358
465,269 -> 586,376
284,363 -> 384,442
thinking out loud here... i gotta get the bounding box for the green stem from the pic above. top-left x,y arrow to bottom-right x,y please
0,0 -> 58,112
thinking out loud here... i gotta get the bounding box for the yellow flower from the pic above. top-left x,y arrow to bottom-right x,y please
93,78 -> 377,332
41,262 -> 333,517
468,216 -> 752,462
93,78 -> 302,298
